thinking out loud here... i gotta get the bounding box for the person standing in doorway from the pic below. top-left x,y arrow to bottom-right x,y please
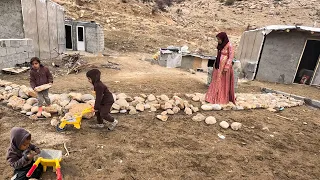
205,32 -> 235,104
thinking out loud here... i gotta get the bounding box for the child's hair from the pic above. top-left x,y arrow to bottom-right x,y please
30,57 -> 41,64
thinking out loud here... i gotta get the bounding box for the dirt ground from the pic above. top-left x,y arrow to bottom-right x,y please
0,54 -> 319,180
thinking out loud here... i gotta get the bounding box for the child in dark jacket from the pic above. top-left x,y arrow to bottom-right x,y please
29,57 -> 53,117
86,69 -> 118,130
7,127 -> 43,180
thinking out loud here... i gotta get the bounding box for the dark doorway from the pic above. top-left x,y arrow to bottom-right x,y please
65,25 -> 72,49
294,40 -> 320,85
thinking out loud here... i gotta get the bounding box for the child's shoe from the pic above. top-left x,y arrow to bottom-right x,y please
90,124 -> 105,129
108,119 -> 118,131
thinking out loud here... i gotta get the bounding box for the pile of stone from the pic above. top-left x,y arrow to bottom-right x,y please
0,79 -> 305,124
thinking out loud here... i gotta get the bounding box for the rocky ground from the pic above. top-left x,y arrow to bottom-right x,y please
0,54 -> 319,179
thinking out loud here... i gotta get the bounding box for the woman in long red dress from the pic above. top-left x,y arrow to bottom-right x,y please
205,32 -> 236,104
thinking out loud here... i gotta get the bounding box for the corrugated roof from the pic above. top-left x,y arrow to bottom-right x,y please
248,25 -> 320,34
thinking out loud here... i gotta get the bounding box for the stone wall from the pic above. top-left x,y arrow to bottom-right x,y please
0,0 -> 24,39
0,39 -> 35,70
96,25 -> 105,53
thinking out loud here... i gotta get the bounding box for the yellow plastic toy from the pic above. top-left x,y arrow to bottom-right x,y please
27,149 -> 63,180
56,107 -> 94,132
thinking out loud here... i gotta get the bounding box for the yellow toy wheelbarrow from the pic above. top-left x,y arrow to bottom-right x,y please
26,149 -> 63,180
56,106 -> 94,132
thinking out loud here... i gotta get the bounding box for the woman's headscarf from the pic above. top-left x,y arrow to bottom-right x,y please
215,32 -> 230,69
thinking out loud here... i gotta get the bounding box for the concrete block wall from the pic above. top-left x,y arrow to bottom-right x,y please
97,25 -> 105,53
0,0 -> 24,39
0,39 -> 35,70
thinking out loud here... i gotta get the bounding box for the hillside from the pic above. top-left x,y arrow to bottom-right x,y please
53,0 -> 320,55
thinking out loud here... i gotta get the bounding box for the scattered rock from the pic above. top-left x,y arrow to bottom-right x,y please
134,96 -> 145,102
205,116 -> 217,125
184,107 -> 192,115
31,106 -> 39,113
157,115 -> 168,122
26,98 -> 38,106
115,99 -> 129,109
191,106 -> 199,113
129,107 -> 138,115
65,100 -> 79,110
69,92 -> 82,101
69,103 -> 94,119
303,122 -> 307,125
160,94 -> 170,101
231,122 -> 242,131
164,102 -> 173,109
192,113 -> 206,122
22,104 -> 32,111
147,94 -> 156,101
189,69 -> 196,74
18,88 -> 29,99
81,94 -> 95,102
112,103 -> 121,110
192,96 -> 200,102
111,110 -> 119,114
161,111 -> 168,115
26,112 -> 33,116
116,93 -> 127,99
144,103 -> 151,109
219,121 -> 230,129
5,86 -> 12,91
167,109 -> 174,115
212,104 -> 222,111
50,118 -> 60,127
7,96 -> 26,110
125,97 -> 133,102
150,106 -> 157,112
136,103 -> 145,112
201,104 -> 213,111
42,111 -> 51,118
140,94 -> 147,99
20,110 -> 27,114
173,106 -> 180,114
267,108 -> 276,112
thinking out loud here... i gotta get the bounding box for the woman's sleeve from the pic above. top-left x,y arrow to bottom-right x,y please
224,44 -> 234,69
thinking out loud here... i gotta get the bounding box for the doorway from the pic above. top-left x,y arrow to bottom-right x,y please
65,25 -> 72,49
76,26 -> 85,51
294,40 -> 320,85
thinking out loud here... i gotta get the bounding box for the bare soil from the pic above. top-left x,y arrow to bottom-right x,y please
0,54 -> 319,180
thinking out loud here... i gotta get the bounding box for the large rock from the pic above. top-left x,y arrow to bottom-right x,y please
120,109 -> 127,114
192,113 -> 206,122
192,96 -> 200,102
111,110 -> 119,114
51,118 -> 60,127
7,96 -> 25,110
22,104 -> 32,111
231,122 -> 242,131
65,100 -> 79,110
144,103 -> 151,109
44,104 -> 61,114
69,92 -> 82,101
12,88 -> 19,97
152,104 -> 161,110
184,107 -> 192,115
175,99 -> 185,109
26,98 -> 38,106
160,94 -> 170,102
167,109 -> 174,115
18,86 -> 29,99
205,116 -> 217,125
60,100 -> 70,107
129,107 -> 138,115
212,104 -> 222,111
34,83 -> 52,92
219,121 -> 230,129
157,115 -> 168,122
191,106 -> 199,113
81,94 -> 95,102
201,104 -> 213,111
42,111 -> 51,118
116,93 -> 127,100
150,106 -> 157,112
136,103 -> 145,112
68,103 -> 94,119
164,102 -> 173,109
173,106 -> 180,114
115,99 -> 129,109
31,106 -> 39,113
130,100 -> 140,107
134,96 -> 145,102
86,100 -> 95,107
140,94 -> 147,99
147,94 -> 156,102
112,103 -> 121,110
5,86 -> 13,91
